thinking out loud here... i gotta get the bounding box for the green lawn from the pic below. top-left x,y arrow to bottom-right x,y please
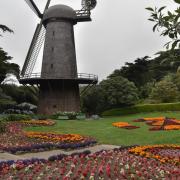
25,112 -> 180,146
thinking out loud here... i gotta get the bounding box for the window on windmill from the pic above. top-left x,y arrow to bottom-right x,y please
53,31 -> 55,36
53,105 -> 57,108
52,47 -> 54,52
51,64 -> 53,69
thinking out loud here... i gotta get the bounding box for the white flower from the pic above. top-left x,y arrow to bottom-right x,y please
45,166 -> 50,171
120,168 -> 125,175
25,167 -> 29,172
125,164 -> 129,169
66,171 -> 72,177
39,173 -> 44,176
11,163 -> 16,169
89,175 -> 95,180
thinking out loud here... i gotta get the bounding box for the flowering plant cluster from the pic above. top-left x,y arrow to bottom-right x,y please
52,111 -> 84,120
0,147 -> 179,179
25,131 -> 84,143
112,122 -> 139,129
0,122 -> 97,154
129,144 -> 180,165
19,120 -> 55,126
133,117 -> 180,131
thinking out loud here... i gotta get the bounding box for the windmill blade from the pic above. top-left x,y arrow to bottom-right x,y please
21,23 -> 46,76
21,0 -> 51,77
24,0 -> 42,18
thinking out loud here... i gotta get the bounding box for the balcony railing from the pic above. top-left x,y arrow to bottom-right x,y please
20,73 -> 98,82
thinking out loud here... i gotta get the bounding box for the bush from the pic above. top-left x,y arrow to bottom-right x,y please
102,102 -> 180,116
52,112 -> 84,120
0,99 -> 17,113
149,78 -> 179,103
33,114 -> 50,120
5,114 -> 31,121
0,119 -> 6,133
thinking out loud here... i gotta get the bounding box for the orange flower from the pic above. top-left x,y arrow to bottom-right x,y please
25,131 -> 84,143
20,120 -> 55,126
129,144 -> 180,165
164,125 -> 180,130
112,122 -> 130,128
143,117 -> 165,121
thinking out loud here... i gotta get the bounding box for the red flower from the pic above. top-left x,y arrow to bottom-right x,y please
106,163 -> 111,177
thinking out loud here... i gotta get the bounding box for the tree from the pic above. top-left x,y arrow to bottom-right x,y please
81,85 -> 106,114
81,76 -> 139,114
100,76 -> 139,107
146,0 -> 180,49
109,56 -> 152,88
154,49 -> 180,72
0,24 -> 19,83
0,48 -> 20,83
149,77 -> 179,103
1,84 -> 38,105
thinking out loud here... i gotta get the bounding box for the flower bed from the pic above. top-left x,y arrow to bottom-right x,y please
19,120 -> 55,126
25,131 -> 84,143
0,122 -> 97,154
0,147 -> 179,179
129,144 -> 180,165
112,122 -> 139,129
133,117 -> 180,131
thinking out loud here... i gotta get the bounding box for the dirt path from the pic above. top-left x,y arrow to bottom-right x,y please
0,145 -> 120,161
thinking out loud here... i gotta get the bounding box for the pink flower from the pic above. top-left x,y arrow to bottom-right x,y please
106,163 -> 111,177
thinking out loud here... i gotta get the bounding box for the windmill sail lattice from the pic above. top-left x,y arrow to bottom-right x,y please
21,23 -> 46,76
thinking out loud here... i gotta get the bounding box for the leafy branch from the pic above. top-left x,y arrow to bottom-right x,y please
146,1 -> 180,49
0,25 -> 13,36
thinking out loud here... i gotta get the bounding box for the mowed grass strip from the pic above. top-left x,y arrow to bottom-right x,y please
25,112 -> 180,146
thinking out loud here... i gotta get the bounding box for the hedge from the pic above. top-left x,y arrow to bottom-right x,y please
102,102 -> 180,116
0,114 -> 31,122
0,99 -> 16,113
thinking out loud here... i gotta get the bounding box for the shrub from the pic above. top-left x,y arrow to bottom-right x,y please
149,78 -> 179,103
5,114 -> 31,121
0,119 -> 6,133
102,102 -> 180,116
52,112 -> 84,120
0,99 -> 16,113
35,114 -> 49,120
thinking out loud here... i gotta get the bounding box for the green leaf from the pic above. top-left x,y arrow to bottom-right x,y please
153,24 -> 158,32
169,33 -> 175,39
168,11 -> 173,17
172,40 -> 178,49
148,18 -> 155,22
158,6 -> 166,12
146,7 -> 154,12
174,0 -> 180,4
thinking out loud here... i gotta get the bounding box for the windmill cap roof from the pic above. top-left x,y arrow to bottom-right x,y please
43,5 -> 76,21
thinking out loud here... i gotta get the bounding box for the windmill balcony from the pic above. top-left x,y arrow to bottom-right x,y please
19,72 -> 98,85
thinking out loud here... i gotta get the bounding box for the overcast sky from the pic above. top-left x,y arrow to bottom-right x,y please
0,0 -> 178,81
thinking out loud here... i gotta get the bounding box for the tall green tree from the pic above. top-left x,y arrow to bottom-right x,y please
0,25 -> 19,83
81,85 -> 106,114
100,76 -> 139,107
0,48 -> 20,83
109,56 -> 152,88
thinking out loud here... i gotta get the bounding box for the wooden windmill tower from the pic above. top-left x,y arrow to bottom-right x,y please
20,0 -> 98,115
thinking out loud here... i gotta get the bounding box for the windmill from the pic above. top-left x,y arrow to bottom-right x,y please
20,0 -> 98,115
